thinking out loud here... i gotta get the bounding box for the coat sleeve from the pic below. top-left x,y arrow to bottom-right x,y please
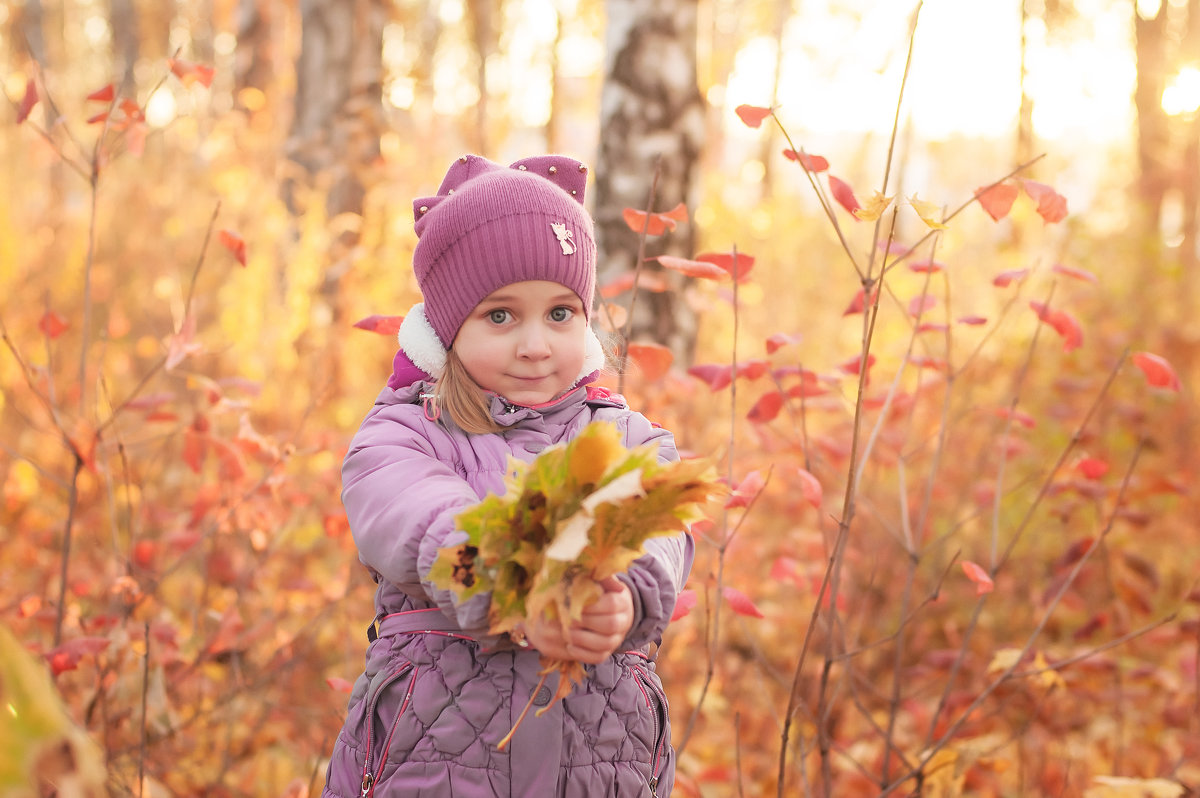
341,400 -> 491,633
608,409 -> 696,650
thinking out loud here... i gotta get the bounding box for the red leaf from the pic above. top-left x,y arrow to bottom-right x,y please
957,315 -> 988,325
627,342 -> 674,381
168,57 -> 216,88
166,314 -> 202,370
737,360 -> 770,380
735,104 -> 773,128
353,314 -> 405,335
769,557 -> 806,589
622,203 -> 688,236
38,310 -> 70,339
86,83 -> 116,103
908,295 -> 937,317
687,363 -> 734,391
908,259 -> 946,274
765,332 -> 801,354
747,391 -> 784,424
324,513 -> 350,539
326,676 -> 354,693
828,175 -> 861,216
796,467 -> 822,508
787,381 -> 828,399
671,589 -> 698,621
723,587 -> 765,618
908,355 -> 947,371
1131,351 -> 1181,392
218,229 -> 247,266
726,470 -> 766,509
653,255 -> 730,281
843,286 -> 879,316
599,271 -> 669,298
993,407 -> 1036,429
183,427 -> 206,473
1052,263 -> 1097,283
1077,457 -> 1109,480
696,251 -> 755,282
976,182 -> 1019,221
47,636 -> 112,676
17,79 -> 39,124
1029,301 -> 1083,352
1021,179 -> 1068,223
784,149 -> 829,172
837,353 -> 876,375
916,322 -> 949,333
961,561 -> 994,595
993,268 -> 1029,287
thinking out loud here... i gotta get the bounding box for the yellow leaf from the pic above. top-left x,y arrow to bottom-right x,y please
1033,651 -> 1065,691
0,625 -> 106,794
1085,776 -> 1186,798
852,190 -> 894,221
567,422 -> 624,485
922,748 -> 964,798
987,647 -> 1022,674
909,193 -> 948,229
546,511 -> 594,562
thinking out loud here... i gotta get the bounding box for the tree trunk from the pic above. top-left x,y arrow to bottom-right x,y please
234,0 -> 278,113
1133,2 -> 1171,236
596,0 -> 705,363
110,0 -> 139,94
286,0 -> 385,330
16,0 -> 50,67
465,0 -> 495,155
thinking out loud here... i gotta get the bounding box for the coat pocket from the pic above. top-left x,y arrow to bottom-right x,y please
360,661 -> 417,798
630,665 -> 670,797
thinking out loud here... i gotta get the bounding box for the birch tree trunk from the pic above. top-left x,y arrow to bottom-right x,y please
286,0 -> 385,327
596,0 -> 705,362
110,0 -> 139,94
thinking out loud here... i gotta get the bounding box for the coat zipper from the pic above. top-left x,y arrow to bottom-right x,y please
360,663 -> 417,797
632,665 -> 666,797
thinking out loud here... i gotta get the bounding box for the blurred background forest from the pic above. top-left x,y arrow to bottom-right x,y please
2,0 -> 1199,796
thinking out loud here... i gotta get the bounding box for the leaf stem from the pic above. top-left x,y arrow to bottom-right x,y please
497,669 -> 549,751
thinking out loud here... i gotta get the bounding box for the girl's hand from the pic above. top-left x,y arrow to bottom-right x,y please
520,576 -> 634,664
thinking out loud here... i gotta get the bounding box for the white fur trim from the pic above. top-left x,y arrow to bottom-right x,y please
397,303 -> 447,377
580,325 -> 607,380
397,302 -> 607,385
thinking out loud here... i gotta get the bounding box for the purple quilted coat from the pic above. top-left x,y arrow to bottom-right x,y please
323,358 -> 693,798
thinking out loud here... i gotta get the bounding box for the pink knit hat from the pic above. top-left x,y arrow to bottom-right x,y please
412,154 -> 597,348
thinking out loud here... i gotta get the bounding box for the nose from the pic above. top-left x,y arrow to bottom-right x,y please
516,322 -> 551,359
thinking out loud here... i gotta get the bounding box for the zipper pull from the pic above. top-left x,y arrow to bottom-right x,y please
361,772 -> 374,798
649,776 -> 658,797
420,391 -> 441,422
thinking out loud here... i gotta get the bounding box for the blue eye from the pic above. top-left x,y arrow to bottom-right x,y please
549,307 -> 572,322
488,309 -> 509,324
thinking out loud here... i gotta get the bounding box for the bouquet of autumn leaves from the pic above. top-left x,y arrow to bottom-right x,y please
429,420 -> 723,747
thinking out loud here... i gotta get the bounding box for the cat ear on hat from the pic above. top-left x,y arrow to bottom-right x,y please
509,155 -> 588,205
413,154 -> 505,232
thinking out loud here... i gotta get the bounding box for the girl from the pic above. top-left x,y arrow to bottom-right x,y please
323,154 -> 693,797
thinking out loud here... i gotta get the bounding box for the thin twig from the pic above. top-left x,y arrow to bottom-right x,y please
616,158 -> 662,396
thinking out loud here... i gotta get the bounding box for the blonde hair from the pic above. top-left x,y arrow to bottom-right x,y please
433,349 -> 505,435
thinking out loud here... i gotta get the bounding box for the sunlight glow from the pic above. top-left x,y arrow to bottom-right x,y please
439,0 -> 464,25
83,15 -> 110,45
1162,67 -> 1200,116
145,90 -> 177,128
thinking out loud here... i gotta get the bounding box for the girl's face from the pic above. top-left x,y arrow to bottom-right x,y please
453,280 -> 588,406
